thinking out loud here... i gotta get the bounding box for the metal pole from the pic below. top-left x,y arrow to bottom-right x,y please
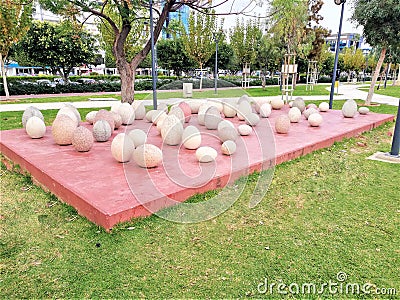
214,35 -> 218,94
384,63 -> 390,89
390,99 -> 400,156
149,0 -> 157,110
329,1 -> 345,109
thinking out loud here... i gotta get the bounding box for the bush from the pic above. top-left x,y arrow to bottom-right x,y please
158,79 -> 237,90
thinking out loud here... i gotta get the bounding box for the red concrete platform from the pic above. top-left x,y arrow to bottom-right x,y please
0,107 -> 394,229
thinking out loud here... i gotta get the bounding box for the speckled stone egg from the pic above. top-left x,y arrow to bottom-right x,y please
218,120 -> 235,131
145,110 -> 156,122
260,103 -> 272,118
161,115 -> 184,146
133,144 -> 163,168
178,101 -> 192,123
152,110 -> 167,125
187,100 -> 204,114
64,103 -> 81,123
306,103 -> 318,110
288,107 -> 302,123
254,98 -> 270,114
51,114 -> 77,145
111,112 -> 122,129
204,106 -> 222,130
237,101 -> 252,120
182,125 -> 201,150
132,101 -> 146,120
222,100 -> 237,118
93,109 -> 115,131
292,97 -> 306,112
245,113 -> 260,127
275,115 -> 290,134
196,146 -> 217,163
218,126 -> 238,143
207,99 -> 224,113
157,103 -> 168,113
118,102 -> 135,125
238,124 -> 252,136
342,99 -> 358,118
111,133 -> 134,163
238,94 -> 251,104
110,102 -> 121,113
22,106 -> 44,128
93,120 -> 112,142
271,98 -> 284,110
128,129 -> 147,148
303,108 -> 319,120
25,116 -> 46,139
221,140 -> 237,156
72,126 -> 94,152
169,106 -> 185,124
308,113 -> 323,127
358,107 -> 370,115
85,111 -> 98,124
319,102 -> 330,112
57,106 -> 79,127
197,103 -> 213,125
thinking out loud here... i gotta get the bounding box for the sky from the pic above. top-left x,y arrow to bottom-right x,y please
213,0 -> 361,34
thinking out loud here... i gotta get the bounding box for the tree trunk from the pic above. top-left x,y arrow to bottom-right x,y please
199,63 -> 203,91
117,58 -> 135,103
0,54 -> 10,100
365,47 -> 386,105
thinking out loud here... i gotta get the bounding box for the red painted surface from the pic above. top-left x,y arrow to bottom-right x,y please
0,107 -> 394,229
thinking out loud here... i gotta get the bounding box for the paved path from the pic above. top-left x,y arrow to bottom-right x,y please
0,84 -> 398,112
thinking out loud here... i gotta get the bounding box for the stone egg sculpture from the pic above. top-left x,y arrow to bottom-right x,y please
342,99 -> 358,118
196,146 -> 218,163
289,101 -> 293,108
238,124 -> 252,136
161,115 -> 184,146
111,133 -> 134,163
358,107 -> 370,115
22,106 -> 44,128
132,101 -> 146,120
111,111 -> 122,129
187,99 -> 204,114
319,102 -> 330,112
288,107 -> 302,123
182,125 -> 201,150
57,106 -> 80,127
93,120 -> 112,142
218,120 -> 235,131
204,106 -> 222,130
133,144 -> 163,168
118,102 -> 135,125
271,98 -> 284,110
260,103 -> 272,118
292,97 -> 306,112
197,103 -> 213,125
169,106 -> 185,124
145,110 -> 156,123
303,107 -> 319,120
128,129 -> 147,148
157,103 -> 168,113
110,102 -> 121,113
275,115 -> 290,134
152,110 -> 167,125
308,113 -> 323,127
221,140 -> 237,156
178,101 -> 192,123
218,126 -> 238,143
306,103 -> 318,110
25,116 -> 46,139
237,101 -> 252,120
238,94 -> 251,104
207,99 -> 224,113
93,109 -> 115,132
64,103 -> 81,123
51,114 -> 77,145
85,111 -> 98,124
254,98 -> 270,114
72,126 -> 94,152
245,113 -> 260,127
222,100 -> 237,118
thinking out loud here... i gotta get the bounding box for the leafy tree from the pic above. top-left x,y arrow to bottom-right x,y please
352,0 -> 400,104
205,36 -> 236,74
342,47 -> 365,81
0,0 -> 32,99
181,11 -> 217,90
20,20 -> 97,81
157,38 -> 195,77
230,19 -> 262,85
39,0 -> 224,103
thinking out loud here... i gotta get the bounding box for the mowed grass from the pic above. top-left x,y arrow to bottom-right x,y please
0,103 -> 399,298
1,84 -> 331,105
358,85 -> 400,98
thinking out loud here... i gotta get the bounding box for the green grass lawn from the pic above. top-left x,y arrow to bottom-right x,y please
1,84 -> 332,105
1,103 -> 398,298
358,85 -> 400,98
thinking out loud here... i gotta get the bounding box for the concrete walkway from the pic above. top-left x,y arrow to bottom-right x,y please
0,84 -> 398,112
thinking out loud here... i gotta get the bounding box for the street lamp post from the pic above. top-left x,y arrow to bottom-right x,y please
213,32 -> 220,95
362,49 -> 369,84
329,0 -> 346,109
149,0 -> 157,109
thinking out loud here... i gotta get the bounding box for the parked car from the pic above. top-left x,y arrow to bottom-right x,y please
76,78 -> 96,84
36,79 -> 56,87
